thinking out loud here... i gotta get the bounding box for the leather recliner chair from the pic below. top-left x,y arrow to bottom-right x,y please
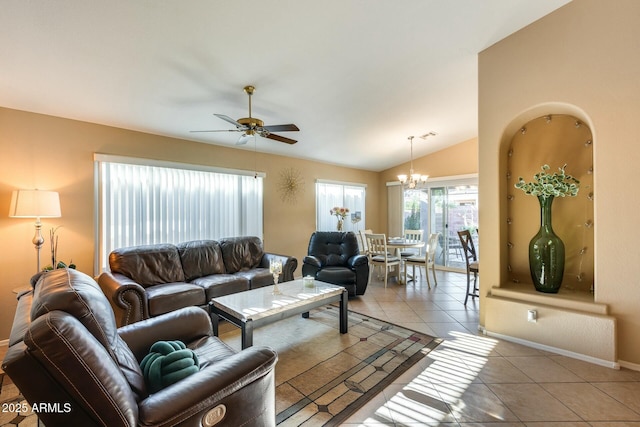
2,268 -> 278,427
302,231 -> 370,296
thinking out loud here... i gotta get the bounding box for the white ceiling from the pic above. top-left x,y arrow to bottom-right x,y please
1,0 -> 570,171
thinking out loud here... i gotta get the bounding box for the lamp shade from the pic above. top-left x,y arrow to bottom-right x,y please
9,190 -> 61,218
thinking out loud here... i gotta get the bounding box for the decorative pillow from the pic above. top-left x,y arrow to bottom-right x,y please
140,340 -> 200,393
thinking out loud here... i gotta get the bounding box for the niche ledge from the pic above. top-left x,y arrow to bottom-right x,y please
484,283 -> 617,367
492,282 -> 604,314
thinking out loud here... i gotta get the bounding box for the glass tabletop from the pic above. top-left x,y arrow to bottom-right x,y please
210,279 -> 345,321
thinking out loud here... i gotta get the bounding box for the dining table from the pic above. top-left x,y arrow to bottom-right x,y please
386,238 -> 425,284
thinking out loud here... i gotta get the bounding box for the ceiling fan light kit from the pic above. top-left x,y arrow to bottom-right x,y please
398,132 -> 436,189
191,85 -> 300,145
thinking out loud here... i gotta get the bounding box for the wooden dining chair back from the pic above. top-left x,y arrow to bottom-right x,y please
358,229 -> 373,255
365,233 -> 400,288
457,229 -> 479,305
400,229 -> 424,258
404,232 -> 439,288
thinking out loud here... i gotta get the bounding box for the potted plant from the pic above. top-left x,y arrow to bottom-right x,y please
514,164 -> 579,293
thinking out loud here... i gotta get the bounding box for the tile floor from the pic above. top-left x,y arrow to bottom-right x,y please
1,270 -> 639,426
342,270 -> 640,426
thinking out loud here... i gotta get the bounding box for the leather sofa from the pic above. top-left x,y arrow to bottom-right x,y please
302,231 -> 370,296
2,268 -> 278,427
98,237 -> 297,326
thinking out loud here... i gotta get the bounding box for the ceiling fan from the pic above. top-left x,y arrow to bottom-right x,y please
191,85 -> 299,145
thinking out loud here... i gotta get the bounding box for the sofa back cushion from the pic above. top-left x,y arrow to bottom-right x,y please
219,236 -> 264,273
109,244 -> 185,286
307,231 -> 359,267
31,269 -> 119,348
30,269 -> 147,400
177,240 -> 226,281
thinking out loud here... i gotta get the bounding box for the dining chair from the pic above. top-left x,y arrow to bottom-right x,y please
358,229 -> 373,255
365,233 -> 400,288
400,229 -> 424,259
457,229 -> 479,305
404,232 -> 439,288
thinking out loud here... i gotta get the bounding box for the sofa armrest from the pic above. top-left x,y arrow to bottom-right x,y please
261,252 -> 298,282
97,271 -> 148,327
302,255 -> 322,268
347,254 -> 369,269
118,306 -> 212,360
138,346 -> 278,427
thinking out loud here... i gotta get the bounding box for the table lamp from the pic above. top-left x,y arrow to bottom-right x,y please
9,189 -> 62,272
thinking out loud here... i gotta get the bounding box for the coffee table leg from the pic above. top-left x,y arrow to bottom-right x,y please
209,303 -> 219,336
339,289 -> 348,333
241,320 -> 253,349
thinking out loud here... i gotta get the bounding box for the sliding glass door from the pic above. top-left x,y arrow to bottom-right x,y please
401,176 -> 478,271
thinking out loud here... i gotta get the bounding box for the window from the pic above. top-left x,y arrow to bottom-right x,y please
94,154 -> 263,272
315,180 -> 366,232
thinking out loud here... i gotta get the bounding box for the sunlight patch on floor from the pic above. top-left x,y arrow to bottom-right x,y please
360,330 -> 498,425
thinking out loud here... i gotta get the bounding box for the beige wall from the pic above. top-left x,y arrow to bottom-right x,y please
0,107 -> 383,339
479,0 -> 640,366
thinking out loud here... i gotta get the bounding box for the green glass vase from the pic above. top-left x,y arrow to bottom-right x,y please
529,195 -> 565,293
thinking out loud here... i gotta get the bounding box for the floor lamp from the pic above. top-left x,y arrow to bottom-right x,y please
9,189 -> 62,273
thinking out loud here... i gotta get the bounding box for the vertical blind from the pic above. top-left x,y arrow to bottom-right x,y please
316,181 -> 366,232
95,156 -> 263,272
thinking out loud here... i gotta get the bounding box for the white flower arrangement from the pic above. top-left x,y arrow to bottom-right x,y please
514,164 -> 580,199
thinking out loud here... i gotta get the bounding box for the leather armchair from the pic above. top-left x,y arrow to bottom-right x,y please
3,269 -> 278,427
302,231 -> 369,296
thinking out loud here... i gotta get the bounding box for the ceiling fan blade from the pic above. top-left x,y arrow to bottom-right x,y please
214,114 -> 247,130
190,129 -> 241,133
262,123 -> 300,132
265,133 -> 297,145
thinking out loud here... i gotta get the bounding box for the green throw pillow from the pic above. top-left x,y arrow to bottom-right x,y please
140,340 -> 200,393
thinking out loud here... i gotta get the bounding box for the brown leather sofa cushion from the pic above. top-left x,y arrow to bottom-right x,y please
31,269 -> 119,349
219,236 -> 264,273
191,274 -> 250,300
177,240 -> 226,281
109,244 -> 185,286
145,282 -> 206,317
30,269 -> 147,400
26,311 -> 140,424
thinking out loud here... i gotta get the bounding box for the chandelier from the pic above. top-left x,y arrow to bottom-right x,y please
397,133 -> 435,189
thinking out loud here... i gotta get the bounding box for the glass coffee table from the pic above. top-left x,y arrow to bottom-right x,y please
209,279 -> 348,349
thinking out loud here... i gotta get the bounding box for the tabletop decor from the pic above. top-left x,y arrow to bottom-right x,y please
330,206 -> 349,231
515,164 -> 580,293
270,259 -> 283,294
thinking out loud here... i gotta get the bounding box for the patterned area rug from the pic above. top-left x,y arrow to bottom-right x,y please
0,371 -> 36,427
219,306 -> 440,426
0,307 -> 439,427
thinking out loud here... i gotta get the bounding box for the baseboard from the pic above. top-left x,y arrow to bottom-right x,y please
482,328 -> 620,370
0,338 -> 9,347
618,359 -> 640,372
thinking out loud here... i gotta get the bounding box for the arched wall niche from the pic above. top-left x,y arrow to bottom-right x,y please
498,102 -> 595,297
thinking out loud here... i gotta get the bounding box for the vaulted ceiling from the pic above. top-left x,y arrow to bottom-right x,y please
1,1 -> 570,171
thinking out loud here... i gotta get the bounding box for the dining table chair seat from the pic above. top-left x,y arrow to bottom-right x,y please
371,254 -> 400,262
